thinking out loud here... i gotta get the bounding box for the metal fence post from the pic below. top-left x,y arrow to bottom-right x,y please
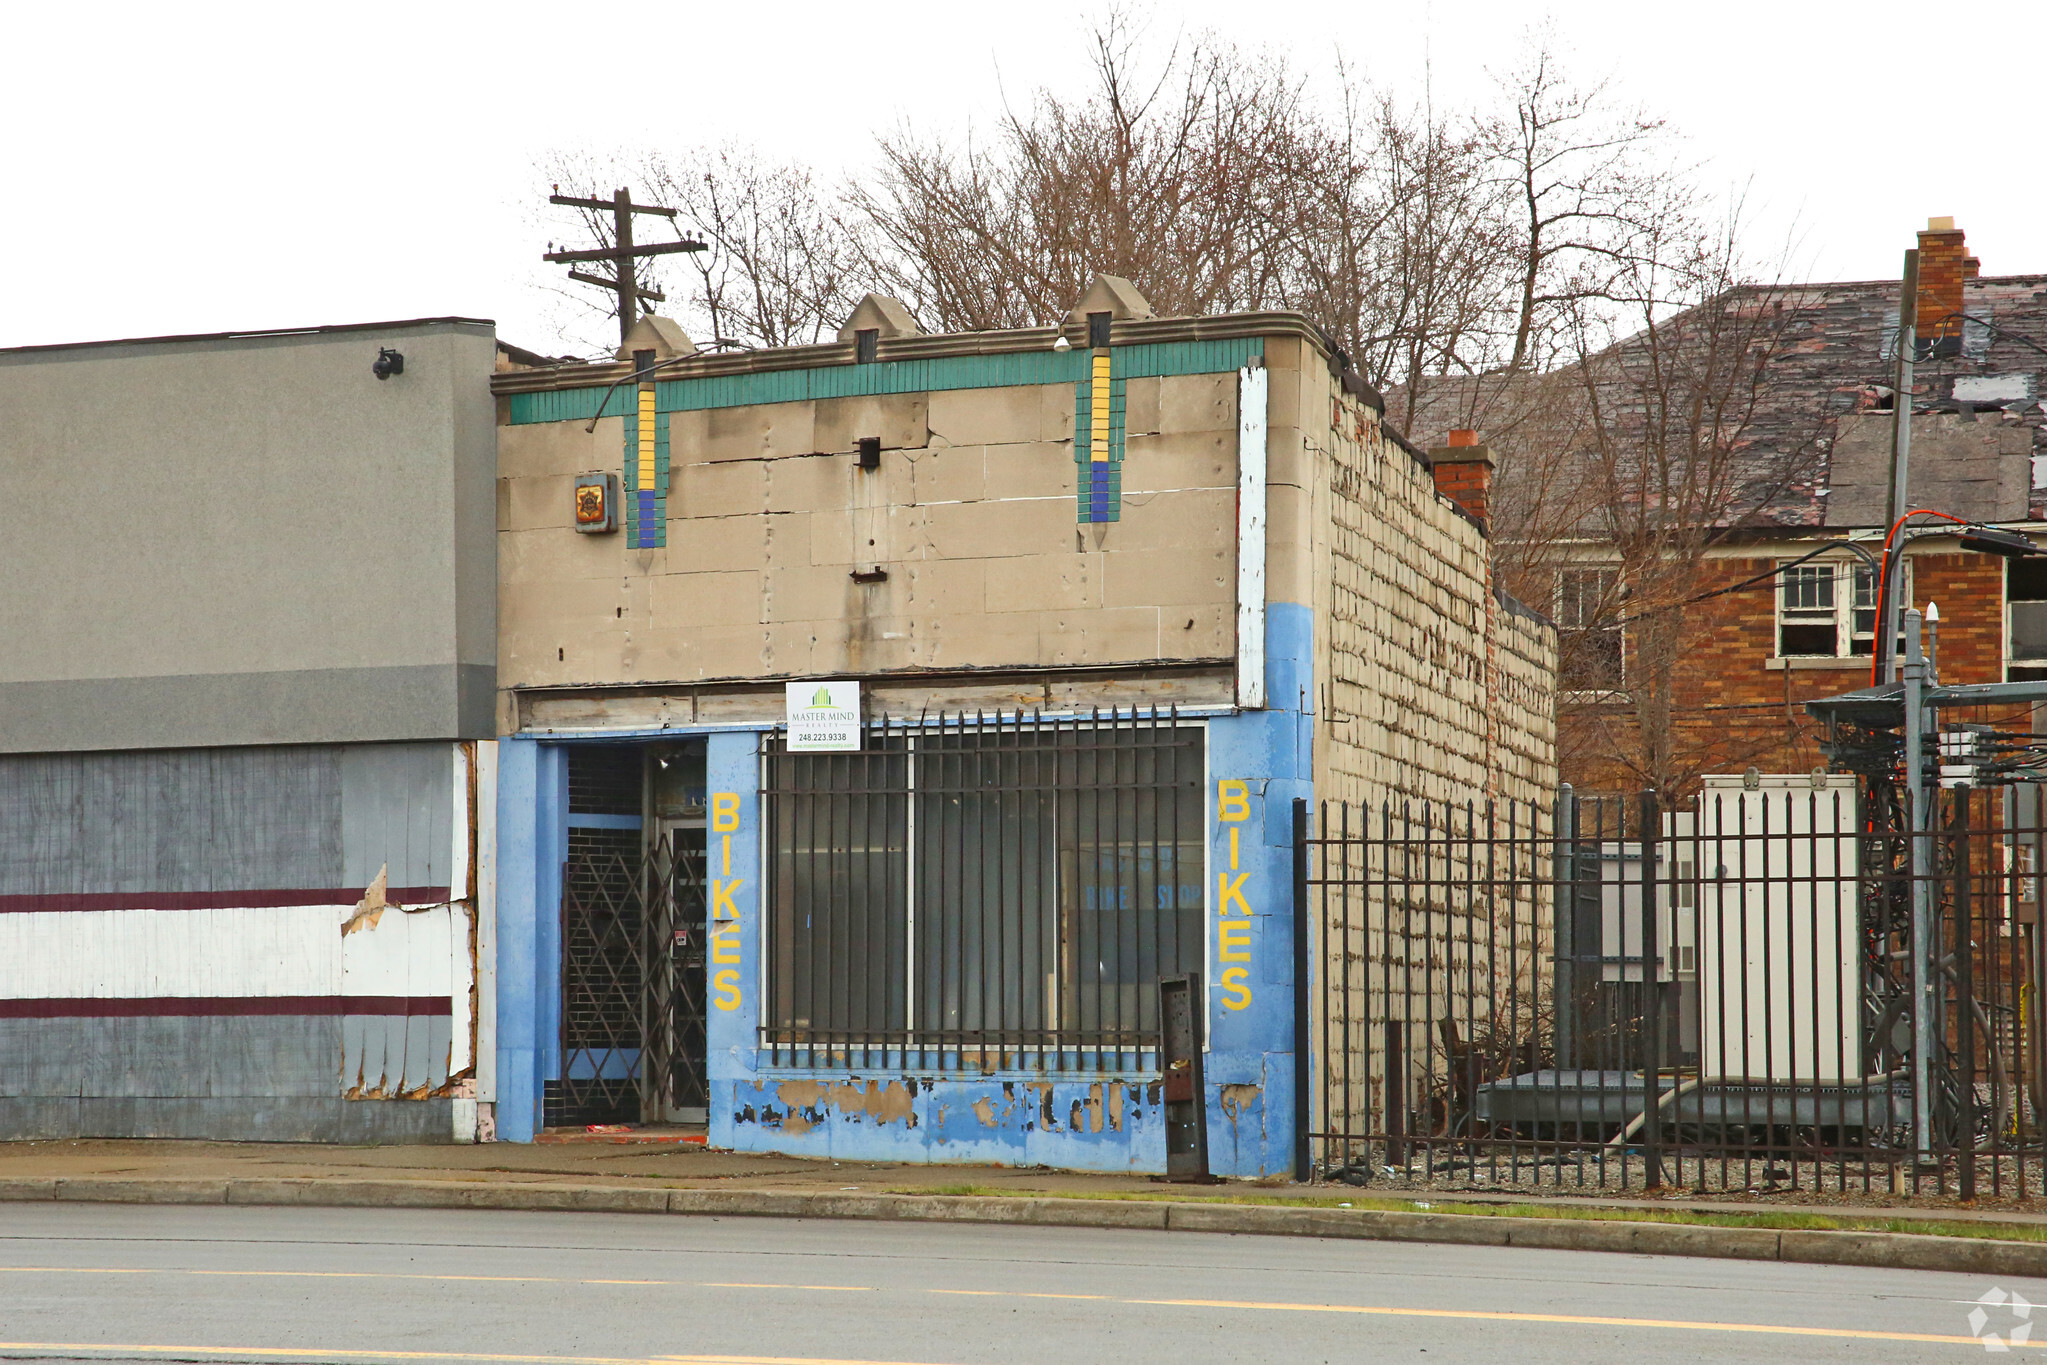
1554,785 -> 1577,1069
1958,787 -> 1978,1201
1639,789 -> 1665,1190
1293,797 -> 1312,1180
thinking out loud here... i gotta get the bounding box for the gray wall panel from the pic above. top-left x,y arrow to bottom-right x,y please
0,1021 -> 82,1097
0,748 -> 343,895
0,665 -> 492,755
204,1017 -> 341,1098
0,1098 -> 83,1139
22,753 -> 78,897
0,321 -> 497,753
341,743 -> 452,889
54,1097 -> 456,1143
16,1017 -> 341,1100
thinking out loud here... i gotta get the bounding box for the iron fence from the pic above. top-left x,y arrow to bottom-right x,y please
760,708 -> 1204,1071
1308,780 -> 2047,1196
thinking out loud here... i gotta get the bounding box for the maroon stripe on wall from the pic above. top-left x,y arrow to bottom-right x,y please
0,996 -> 454,1019
0,888 -> 451,914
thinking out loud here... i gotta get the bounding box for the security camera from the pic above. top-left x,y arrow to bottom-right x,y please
373,347 -> 405,380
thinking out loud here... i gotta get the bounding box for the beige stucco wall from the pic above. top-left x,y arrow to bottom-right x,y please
497,374 -> 1246,694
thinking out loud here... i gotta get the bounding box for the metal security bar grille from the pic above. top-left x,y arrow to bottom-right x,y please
762,709 -> 1203,1070
558,830 -> 703,1125
1307,783 -> 2047,1197
559,826 -> 643,1125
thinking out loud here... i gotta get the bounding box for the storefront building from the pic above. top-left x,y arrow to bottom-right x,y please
488,280 -> 1555,1175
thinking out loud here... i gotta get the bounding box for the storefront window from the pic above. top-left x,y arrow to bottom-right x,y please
763,717 -> 1203,1063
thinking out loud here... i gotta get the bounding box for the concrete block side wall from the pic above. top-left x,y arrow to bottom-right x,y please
1284,356 -> 1558,1147
1282,354 -> 1557,814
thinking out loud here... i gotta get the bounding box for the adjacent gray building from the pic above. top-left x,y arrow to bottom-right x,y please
0,318 -> 501,1141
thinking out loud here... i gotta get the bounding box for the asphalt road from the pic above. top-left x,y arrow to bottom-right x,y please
0,1203 -> 2037,1364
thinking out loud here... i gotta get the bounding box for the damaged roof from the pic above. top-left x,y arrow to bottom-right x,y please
1401,268 -> 2047,532
1740,272 -> 2047,527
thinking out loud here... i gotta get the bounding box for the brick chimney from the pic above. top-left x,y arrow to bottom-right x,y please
1428,428 -> 1495,530
1916,217 -> 1979,357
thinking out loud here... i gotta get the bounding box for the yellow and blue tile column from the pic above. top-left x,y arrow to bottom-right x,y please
1075,346 -> 1124,522
623,382 -> 668,548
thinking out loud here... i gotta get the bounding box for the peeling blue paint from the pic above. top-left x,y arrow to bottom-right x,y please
1200,602 -> 1314,1178
714,1073 -> 1164,1171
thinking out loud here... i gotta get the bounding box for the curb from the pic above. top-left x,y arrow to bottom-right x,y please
4,1177 -> 2044,1278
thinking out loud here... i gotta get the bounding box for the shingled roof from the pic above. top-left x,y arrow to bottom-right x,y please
1399,235 -> 2047,534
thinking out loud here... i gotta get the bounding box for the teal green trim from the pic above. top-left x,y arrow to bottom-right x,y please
507,386 -> 637,425
623,407 -> 640,546
506,336 -> 1263,425
649,409 -> 670,548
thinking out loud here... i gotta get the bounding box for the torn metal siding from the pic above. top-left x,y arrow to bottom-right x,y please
339,887 -> 467,1099
338,743 -> 484,1107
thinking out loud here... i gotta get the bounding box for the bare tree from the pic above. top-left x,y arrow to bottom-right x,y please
847,14 -> 1315,331
642,145 -> 861,350
1506,204 -> 1830,798
1484,28 -> 1675,372
1293,83 -> 1519,428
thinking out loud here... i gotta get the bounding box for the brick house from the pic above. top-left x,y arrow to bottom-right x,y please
1418,219 -> 2047,795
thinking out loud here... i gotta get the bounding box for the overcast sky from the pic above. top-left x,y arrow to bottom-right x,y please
7,0 -> 2040,355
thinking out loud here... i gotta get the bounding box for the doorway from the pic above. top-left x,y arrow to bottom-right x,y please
556,742 -> 708,1128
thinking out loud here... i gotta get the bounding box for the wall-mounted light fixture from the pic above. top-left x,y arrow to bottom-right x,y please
856,436 -> 881,471
372,347 -> 405,380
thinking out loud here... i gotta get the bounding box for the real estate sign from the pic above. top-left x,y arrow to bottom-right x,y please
785,681 -> 861,751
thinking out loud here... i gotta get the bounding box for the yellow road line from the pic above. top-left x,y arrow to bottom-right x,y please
1128,1298 -> 2021,1348
697,1283 -> 872,1293
931,1290 -> 1107,1302
0,1270 -> 2024,1351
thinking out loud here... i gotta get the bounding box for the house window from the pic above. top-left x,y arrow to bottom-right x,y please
2010,558 -> 2047,682
1556,567 -> 1623,690
762,717 -> 1204,1064
1778,562 -> 1876,657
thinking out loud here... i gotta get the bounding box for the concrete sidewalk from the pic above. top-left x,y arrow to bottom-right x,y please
0,1136 -> 1170,1197
7,1139 -> 2047,1281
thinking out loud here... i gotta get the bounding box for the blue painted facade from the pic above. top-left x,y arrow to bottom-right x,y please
492,739 -> 565,1144
488,606 -> 1315,1178
1198,602 -> 1314,1178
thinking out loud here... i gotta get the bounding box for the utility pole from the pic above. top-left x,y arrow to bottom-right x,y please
1902,608 -> 1936,1168
544,186 -> 704,347
1879,249 -> 1920,682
